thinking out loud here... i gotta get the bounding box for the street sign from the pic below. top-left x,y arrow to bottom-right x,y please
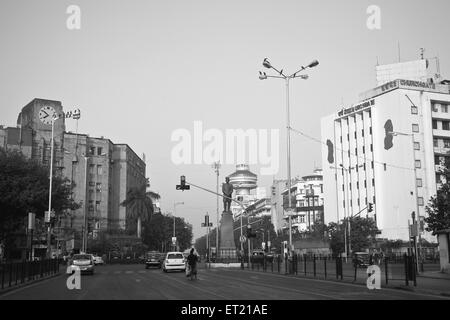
28,212 -> 35,230
240,235 -> 247,243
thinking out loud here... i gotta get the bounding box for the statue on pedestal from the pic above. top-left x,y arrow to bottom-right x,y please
222,177 -> 233,212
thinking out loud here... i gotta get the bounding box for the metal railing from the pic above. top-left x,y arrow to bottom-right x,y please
240,253 -> 422,287
0,259 -> 61,290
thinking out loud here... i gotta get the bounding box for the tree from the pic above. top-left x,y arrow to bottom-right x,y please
425,159 -> 450,235
120,178 -> 154,237
0,149 -> 80,258
327,217 -> 378,255
142,212 -> 193,252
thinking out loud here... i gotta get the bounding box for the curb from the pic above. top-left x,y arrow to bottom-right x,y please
0,271 -> 64,297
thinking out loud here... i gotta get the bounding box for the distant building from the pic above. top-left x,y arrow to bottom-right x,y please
270,179 -> 288,234
281,169 -> 324,234
0,98 -> 146,251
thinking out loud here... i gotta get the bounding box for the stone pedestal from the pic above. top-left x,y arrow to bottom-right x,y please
219,210 -> 237,258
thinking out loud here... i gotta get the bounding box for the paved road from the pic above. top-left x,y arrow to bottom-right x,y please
0,263 -> 448,300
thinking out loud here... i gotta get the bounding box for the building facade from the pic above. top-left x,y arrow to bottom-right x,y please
1,98 -> 146,249
321,59 -> 450,242
281,169 -> 324,234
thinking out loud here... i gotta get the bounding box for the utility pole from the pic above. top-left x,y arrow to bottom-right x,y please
212,161 -> 221,258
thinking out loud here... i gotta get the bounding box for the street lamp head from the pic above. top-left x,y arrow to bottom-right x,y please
259,71 -> 267,80
262,58 -> 272,69
307,60 -> 319,68
299,74 -> 309,80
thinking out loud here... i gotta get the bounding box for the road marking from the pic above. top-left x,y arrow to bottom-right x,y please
125,271 -> 133,274
135,279 -> 141,283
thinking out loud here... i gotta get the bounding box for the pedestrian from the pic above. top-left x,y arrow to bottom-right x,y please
186,248 -> 198,280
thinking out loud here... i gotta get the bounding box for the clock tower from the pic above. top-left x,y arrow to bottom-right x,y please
17,98 -> 66,166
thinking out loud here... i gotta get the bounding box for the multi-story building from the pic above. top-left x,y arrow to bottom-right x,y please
281,169 -> 324,233
1,98 -> 146,250
321,58 -> 450,242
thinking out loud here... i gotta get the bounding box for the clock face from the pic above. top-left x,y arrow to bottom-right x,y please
39,106 -> 56,125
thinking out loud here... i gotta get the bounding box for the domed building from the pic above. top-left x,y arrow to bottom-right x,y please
227,164 -> 258,218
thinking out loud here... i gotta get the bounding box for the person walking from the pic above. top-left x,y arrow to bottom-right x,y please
186,248 -> 198,280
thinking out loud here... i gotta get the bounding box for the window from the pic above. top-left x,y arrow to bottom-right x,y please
88,200 -> 94,211
443,121 -> 450,131
433,120 -> 438,129
384,163 -> 387,171
355,148 -> 358,156
414,142 -> 420,150
371,161 -> 374,169
432,104 -> 438,112
364,180 -> 367,188
442,104 -> 448,113
89,164 -> 95,174
347,133 -> 350,141
354,132 -> 357,139
343,200 -> 345,208
370,127 -> 372,135
445,140 -> 450,148
97,147 -> 103,156
370,144 -> 373,152
418,197 -> 424,206
411,106 -> 418,114
357,198 -> 360,206
96,183 -> 102,192
90,147 -> 96,155
89,189 -> 94,200
415,160 -> 421,168
300,215 -> 305,223
320,184 -> 323,193
362,129 -> 364,137
412,124 -> 419,133
357,181 -> 359,189
372,179 -> 375,187
434,139 -> 439,147
95,201 -> 101,211
362,146 -> 365,154
416,178 -> 423,187
340,136 -> 342,143
97,165 -> 103,175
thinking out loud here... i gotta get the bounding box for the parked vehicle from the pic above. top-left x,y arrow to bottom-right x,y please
145,251 -> 162,269
67,254 -> 95,275
352,252 -> 370,268
162,252 -> 186,272
92,255 -> 105,266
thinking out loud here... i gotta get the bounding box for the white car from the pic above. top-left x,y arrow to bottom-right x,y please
162,252 -> 186,272
66,254 -> 95,275
93,255 -> 104,265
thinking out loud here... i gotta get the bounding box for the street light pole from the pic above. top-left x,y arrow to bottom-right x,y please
260,58 -> 319,256
212,161 -> 221,257
173,202 -> 184,251
82,155 -> 88,253
46,116 -> 56,259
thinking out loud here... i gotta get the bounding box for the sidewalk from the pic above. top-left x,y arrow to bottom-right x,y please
418,270 -> 450,280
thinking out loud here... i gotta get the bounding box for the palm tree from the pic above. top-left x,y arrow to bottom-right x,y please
121,179 -> 158,238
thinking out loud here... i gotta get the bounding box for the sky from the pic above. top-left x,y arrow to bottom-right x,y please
1,0 -> 450,240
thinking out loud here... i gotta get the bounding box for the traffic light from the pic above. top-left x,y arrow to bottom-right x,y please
368,203 -> 373,212
176,175 -> 190,191
246,225 -> 256,238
